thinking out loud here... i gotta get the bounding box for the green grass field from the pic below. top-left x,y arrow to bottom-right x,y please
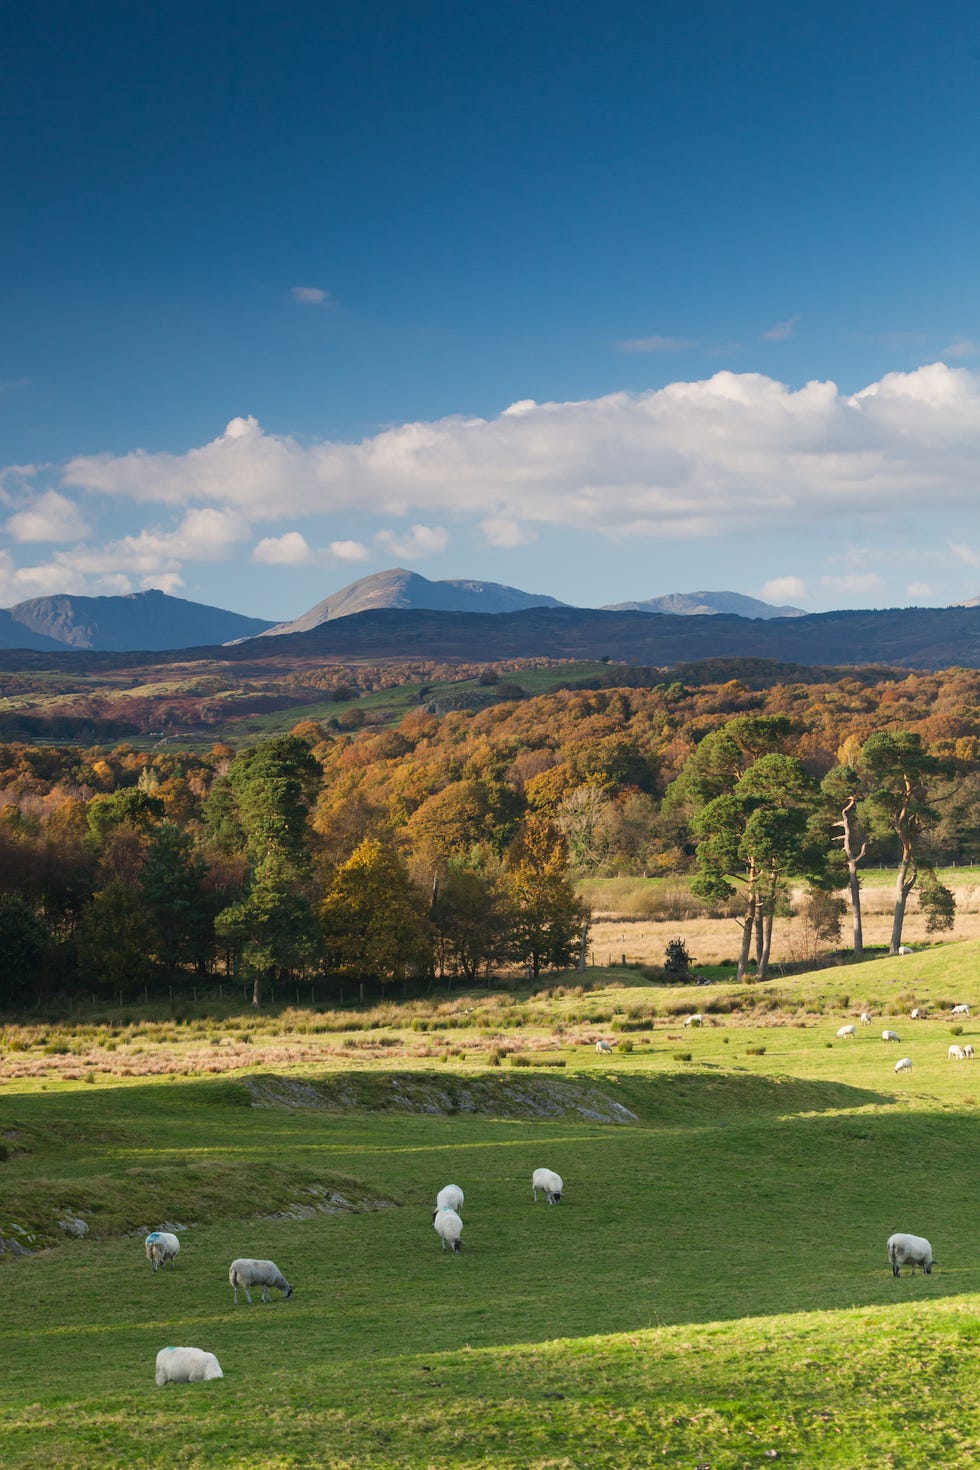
2,943 -> 979,1467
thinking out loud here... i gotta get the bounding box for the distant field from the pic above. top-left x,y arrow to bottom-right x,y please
2,942 -> 979,1467
580,869 -> 980,966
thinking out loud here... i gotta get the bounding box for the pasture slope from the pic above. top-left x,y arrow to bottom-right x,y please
2,943 -> 979,1468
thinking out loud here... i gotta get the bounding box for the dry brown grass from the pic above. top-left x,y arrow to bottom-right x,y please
589,886 -> 980,968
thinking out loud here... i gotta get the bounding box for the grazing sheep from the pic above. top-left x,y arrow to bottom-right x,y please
229,1258 -> 293,1305
963,1044 -> 975,1059
951,1004 -> 971,1017
532,1168 -> 563,1205
898,945 -> 913,955
860,1012 -> 872,1026
887,1232 -> 934,1277
683,1013 -> 703,1028
910,1008 -> 927,1020
155,1346 -> 223,1385
433,1206 -> 462,1253
894,1056 -> 913,1073
882,1029 -> 901,1043
836,1024 -> 856,1040
435,1184 -> 464,1215
145,1231 -> 180,1272
948,1044 -> 966,1061
595,1039 -> 613,1054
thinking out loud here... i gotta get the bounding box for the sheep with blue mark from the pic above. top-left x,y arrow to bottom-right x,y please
145,1230 -> 180,1271
155,1346 -> 223,1384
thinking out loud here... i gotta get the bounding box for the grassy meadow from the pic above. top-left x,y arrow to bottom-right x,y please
2,942 -> 979,1468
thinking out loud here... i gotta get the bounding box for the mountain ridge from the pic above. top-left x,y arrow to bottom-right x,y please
0,589 -> 277,652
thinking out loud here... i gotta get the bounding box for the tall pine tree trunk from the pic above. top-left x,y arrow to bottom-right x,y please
736,893 -> 756,983
890,850 -> 917,954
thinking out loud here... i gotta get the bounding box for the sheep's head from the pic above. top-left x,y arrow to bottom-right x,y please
283,1284 -> 294,1298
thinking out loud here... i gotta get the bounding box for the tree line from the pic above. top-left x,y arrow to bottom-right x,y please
0,666 -> 976,1008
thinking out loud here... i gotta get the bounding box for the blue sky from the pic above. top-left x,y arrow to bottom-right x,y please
2,0 -> 979,619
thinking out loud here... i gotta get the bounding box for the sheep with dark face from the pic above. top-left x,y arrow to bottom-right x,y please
532,1168 -> 563,1205
145,1231 -> 180,1271
229,1258 -> 292,1304
887,1233 -> 934,1277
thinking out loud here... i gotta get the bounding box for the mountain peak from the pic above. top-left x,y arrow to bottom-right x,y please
259,567 -> 568,637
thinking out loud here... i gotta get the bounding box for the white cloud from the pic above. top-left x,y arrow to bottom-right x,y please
375,524 -> 449,560
614,336 -> 699,353
818,573 -> 887,599
252,532 -> 314,565
942,338 -> 978,359
480,517 -> 536,548
761,575 -> 808,604
761,315 -> 800,342
950,541 -> 980,567
6,490 -> 89,543
290,286 -> 330,305
41,363 -> 980,551
906,581 -> 934,600
329,539 -> 370,562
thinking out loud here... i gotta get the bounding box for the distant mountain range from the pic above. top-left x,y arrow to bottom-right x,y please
603,590 -> 806,618
258,567 -> 567,637
0,571 -> 977,670
0,570 -> 808,653
0,590 -> 275,652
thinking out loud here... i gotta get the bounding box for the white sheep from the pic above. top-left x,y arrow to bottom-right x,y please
894,1056 -> 913,1073
948,1044 -> 966,1061
887,1232 -> 934,1277
144,1231 -> 180,1271
155,1346 -> 223,1385
882,1029 -> 901,1043
532,1168 -> 563,1205
595,1039 -> 613,1054
683,1013 -> 703,1028
860,1011 -> 872,1025
963,1044 -> 975,1059
836,1024 -> 856,1040
898,945 -> 913,955
229,1258 -> 293,1305
435,1184 -> 464,1215
433,1206 -> 463,1253
910,1008 -> 927,1020
951,1004 -> 971,1017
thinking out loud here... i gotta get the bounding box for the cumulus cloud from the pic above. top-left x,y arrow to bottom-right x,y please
41,363 -> 980,551
290,286 -> 330,305
761,315 -> 800,341
6,490 -> 89,543
375,524 -> 449,559
329,539 -> 370,562
252,531 -> 314,565
761,576 -> 808,604
480,517 -> 536,548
